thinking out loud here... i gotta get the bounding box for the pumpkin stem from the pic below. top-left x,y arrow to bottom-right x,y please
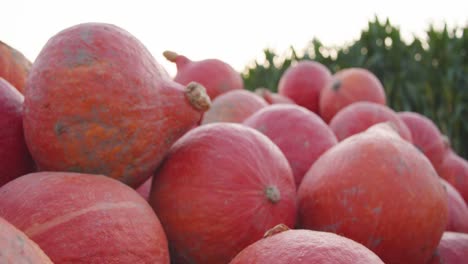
162,50 -> 190,68
263,223 -> 290,238
442,134 -> 451,149
185,82 -> 211,112
254,87 -> 269,96
162,50 -> 178,62
265,185 -> 281,204
255,87 -> 272,102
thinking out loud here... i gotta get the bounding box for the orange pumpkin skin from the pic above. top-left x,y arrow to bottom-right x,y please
0,172 -> 170,263
202,90 -> 268,124
229,225 -> 384,264
329,101 -> 413,143
0,216 -> 52,264
0,41 -> 32,94
441,179 -> 468,233
398,111 -> 447,168
163,50 -> 244,100
427,232 -> 468,264
278,61 -> 332,113
243,104 -> 337,187
149,123 -> 297,264
255,88 -> 295,105
436,150 -> 468,205
319,68 -> 386,123
23,23 -> 210,187
0,78 -> 35,187
298,124 -> 448,264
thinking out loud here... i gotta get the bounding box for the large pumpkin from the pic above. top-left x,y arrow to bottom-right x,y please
319,67 -> 386,123
201,89 -> 268,124
243,104 -> 337,187
298,123 -> 448,264
229,224 -> 384,264
277,60 -> 331,113
0,172 -> 170,263
149,123 -> 297,264
23,23 -> 210,187
163,50 -> 244,100
329,101 -> 413,143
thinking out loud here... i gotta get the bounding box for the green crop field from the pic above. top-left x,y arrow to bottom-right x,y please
242,17 -> 468,159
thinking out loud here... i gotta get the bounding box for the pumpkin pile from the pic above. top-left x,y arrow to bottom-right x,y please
0,22 -> 466,264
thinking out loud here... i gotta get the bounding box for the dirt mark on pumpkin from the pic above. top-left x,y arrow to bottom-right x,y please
372,206 -> 382,215
395,156 -> 411,176
63,46 -> 96,68
368,237 -> 382,249
54,121 -> 68,136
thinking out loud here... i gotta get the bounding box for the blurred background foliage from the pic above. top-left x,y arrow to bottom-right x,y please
242,17 -> 468,159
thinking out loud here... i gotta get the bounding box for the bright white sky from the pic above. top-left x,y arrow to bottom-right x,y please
2,0 -> 467,77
